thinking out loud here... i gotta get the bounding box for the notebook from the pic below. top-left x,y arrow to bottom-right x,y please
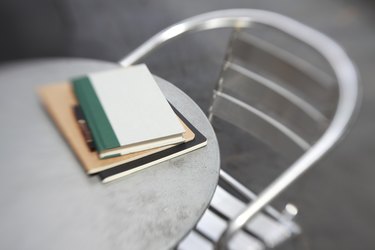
72,64 -> 185,158
98,106 -> 207,183
38,82 -> 195,174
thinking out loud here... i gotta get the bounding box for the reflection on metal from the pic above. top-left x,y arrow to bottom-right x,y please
120,9 -> 360,250
213,91 -> 311,151
282,203 -> 299,219
219,170 -> 301,235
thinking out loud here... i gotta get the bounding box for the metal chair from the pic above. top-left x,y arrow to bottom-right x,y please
119,9 -> 360,250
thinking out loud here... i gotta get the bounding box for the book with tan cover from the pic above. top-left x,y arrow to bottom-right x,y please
38,83 -> 195,174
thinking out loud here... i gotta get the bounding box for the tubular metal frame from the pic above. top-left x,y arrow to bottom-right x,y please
119,9 -> 360,250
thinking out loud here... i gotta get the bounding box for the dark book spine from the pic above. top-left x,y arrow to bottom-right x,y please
73,105 -> 96,151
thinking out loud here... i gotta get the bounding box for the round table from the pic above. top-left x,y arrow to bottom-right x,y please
0,58 -> 220,250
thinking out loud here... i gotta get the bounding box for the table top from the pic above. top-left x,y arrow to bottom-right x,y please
0,58 -> 220,250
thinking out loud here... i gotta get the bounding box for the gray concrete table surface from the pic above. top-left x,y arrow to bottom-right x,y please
0,58 -> 220,250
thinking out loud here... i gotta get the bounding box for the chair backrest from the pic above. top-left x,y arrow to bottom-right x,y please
119,9 -> 360,249
209,30 -> 337,161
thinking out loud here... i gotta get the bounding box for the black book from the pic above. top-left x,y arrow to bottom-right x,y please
98,107 -> 207,183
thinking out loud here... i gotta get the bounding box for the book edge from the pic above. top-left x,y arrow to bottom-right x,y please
98,107 -> 207,183
101,140 -> 207,183
98,134 -> 185,159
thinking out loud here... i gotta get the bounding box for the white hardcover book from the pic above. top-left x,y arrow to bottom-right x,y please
72,64 -> 186,158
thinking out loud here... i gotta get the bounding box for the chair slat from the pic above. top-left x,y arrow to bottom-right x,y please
229,232 -> 265,250
196,209 -> 228,241
210,186 -> 245,218
178,231 -> 214,250
219,62 -> 328,143
246,214 -> 292,247
229,32 -> 338,117
211,186 -> 294,247
211,91 -> 309,159
219,170 -> 301,233
196,210 -> 264,250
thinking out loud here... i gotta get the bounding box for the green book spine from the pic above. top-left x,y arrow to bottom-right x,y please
72,77 -> 120,153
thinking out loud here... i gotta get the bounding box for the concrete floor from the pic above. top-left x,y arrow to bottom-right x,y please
0,0 -> 374,249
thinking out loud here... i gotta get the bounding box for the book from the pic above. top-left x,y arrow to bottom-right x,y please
72,64 -> 186,158
98,106 -> 207,183
38,82 -> 195,174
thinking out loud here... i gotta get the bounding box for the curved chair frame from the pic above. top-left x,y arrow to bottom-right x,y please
119,9 -> 360,250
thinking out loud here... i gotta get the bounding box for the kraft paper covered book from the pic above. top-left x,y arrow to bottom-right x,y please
38,82 -> 195,174
72,64 -> 185,158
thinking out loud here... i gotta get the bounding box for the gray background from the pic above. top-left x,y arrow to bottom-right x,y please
0,0 -> 374,249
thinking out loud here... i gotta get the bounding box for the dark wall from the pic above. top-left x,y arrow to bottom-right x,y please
0,0 -> 184,62
2,0 -> 374,63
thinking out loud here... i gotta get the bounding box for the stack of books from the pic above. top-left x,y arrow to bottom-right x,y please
39,64 -> 207,183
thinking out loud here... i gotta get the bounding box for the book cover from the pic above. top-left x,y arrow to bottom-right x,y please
38,82 -> 195,174
72,64 -> 186,158
98,107 -> 207,183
